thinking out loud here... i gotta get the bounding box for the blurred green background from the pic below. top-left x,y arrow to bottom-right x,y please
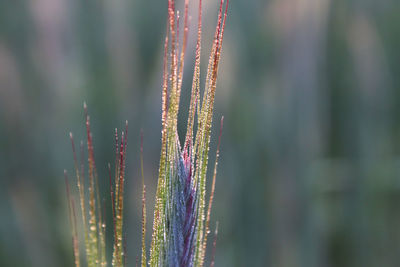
1,0 -> 400,266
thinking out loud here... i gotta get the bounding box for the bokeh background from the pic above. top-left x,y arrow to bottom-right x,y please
1,0 -> 400,266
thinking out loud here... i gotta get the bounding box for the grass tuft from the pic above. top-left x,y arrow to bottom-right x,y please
66,104 -> 128,267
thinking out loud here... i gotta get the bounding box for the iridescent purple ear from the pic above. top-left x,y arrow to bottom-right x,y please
149,0 -> 228,266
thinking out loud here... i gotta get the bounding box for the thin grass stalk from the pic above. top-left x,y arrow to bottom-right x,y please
113,124 -> 128,267
140,131 -> 147,267
149,21 -> 170,267
184,0 -> 202,153
85,112 -> 100,266
210,222 -> 218,267
85,103 -> 107,267
69,134 -> 90,262
65,171 -> 81,267
201,117 -> 223,264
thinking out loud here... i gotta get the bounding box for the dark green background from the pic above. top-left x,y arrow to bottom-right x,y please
1,0 -> 400,266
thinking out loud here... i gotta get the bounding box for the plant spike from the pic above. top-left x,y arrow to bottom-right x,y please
150,0 -> 228,266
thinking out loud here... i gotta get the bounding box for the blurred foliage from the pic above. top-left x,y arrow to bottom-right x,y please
1,0 -> 400,266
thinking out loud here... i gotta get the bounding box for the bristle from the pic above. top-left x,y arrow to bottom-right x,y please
178,0 -> 189,88
118,132 -> 125,200
101,198 -> 107,242
176,10 -> 180,48
83,104 -> 101,266
210,222 -> 219,267
108,162 -> 119,266
113,127 -> 127,267
96,161 -> 106,266
201,116 -> 223,262
80,141 -> 85,180
141,182 -> 147,267
69,133 -> 78,179
114,128 -> 120,202
65,171 -> 80,267
140,130 -> 147,267
176,0 -> 189,99
162,23 -> 170,133
108,163 -> 116,222
71,132 -> 91,264
184,0 -> 202,152
78,140 -> 86,224
167,0 -> 180,135
71,198 -> 81,267
123,233 -> 127,266
150,14 -> 171,266
124,123 -> 128,158
64,170 -> 72,227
